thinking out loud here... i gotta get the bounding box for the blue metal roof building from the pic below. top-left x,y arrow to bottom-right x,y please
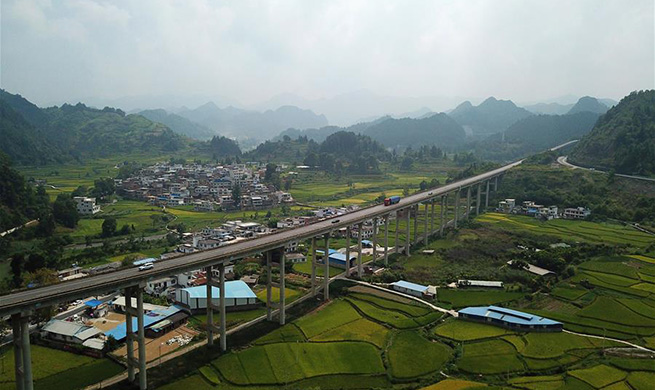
174,280 -> 259,312
458,306 -> 563,332
327,253 -> 357,269
390,280 -> 430,297
104,305 -> 183,341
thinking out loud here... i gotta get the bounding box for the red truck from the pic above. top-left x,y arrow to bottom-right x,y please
384,196 -> 401,206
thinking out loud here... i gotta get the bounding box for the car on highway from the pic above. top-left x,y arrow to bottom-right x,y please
138,262 -> 154,271
331,219 -> 340,224
428,191 -> 433,195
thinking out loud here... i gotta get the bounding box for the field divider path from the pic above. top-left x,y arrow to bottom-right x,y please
562,329 -> 655,354
346,280 -> 458,317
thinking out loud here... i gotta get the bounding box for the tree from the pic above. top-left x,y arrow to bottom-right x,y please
401,156 -> 414,170
91,177 -> 115,199
25,253 -> 46,273
419,180 -> 428,191
10,254 -> 23,287
231,184 -> 242,205
284,179 -> 292,191
102,217 -> 117,238
53,193 -> 79,228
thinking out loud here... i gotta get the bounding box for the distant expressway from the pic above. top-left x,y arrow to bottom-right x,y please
557,155 -> 655,183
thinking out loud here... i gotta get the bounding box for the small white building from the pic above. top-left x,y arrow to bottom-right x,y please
74,197 -> 100,215
174,281 -> 259,312
563,207 -> 591,219
389,280 -> 435,298
285,253 -> 307,263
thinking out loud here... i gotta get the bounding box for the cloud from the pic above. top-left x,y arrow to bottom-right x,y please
1,0 -> 653,111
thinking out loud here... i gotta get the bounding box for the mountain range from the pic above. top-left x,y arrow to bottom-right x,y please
174,102 -> 328,142
448,97 -> 534,137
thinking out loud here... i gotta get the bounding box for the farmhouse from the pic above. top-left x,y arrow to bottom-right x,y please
390,280 -> 435,298
174,280 -> 259,312
41,319 -> 102,344
73,196 -> 101,215
458,305 -> 563,332
285,253 -> 307,263
563,207 -> 591,219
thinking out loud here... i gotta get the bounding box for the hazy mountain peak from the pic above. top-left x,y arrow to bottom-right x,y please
567,96 -> 608,115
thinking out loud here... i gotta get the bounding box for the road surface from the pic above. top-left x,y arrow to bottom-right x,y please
558,156 -> 655,183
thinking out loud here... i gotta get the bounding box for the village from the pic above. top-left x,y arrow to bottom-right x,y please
115,161 -> 295,211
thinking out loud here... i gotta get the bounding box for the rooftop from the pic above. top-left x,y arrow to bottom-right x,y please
181,280 -> 257,299
458,306 -> 562,326
104,306 -> 183,341
390,280 -> 429,292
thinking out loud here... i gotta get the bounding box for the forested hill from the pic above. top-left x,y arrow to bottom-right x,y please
0,100 -> 64,165
448,97 -> 533,136
138,109 -> 215,140
277,114 -> 465,150
245,131 -> 390,173
476,111 -> 600,161
362,113 -> 466,149
0,90 -> 188,164
569,90 -> 655,175
0,151 -> 50,234
566,96 -> 608,115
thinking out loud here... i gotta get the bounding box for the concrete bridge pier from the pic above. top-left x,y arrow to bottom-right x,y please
124,285 -> 147,389
466,186 -> 472,218
424,202 -> 429,245
430,200 -> 435,237
372,217 -> 378,261
383,214 -> 389,266
405,208 -> 411,256
413,205 -> 419,245
476,182 -> 482,215
280,250 -> 287,323
267,252 -> 274,317
323,235 -> 329,300
265,248 -> 288,323
345,227 -> 351,276
206,265 -> 227,351
357,223 -> 363,277
440,195 -> 446,237
11,312 -> 32,390
394,211 -> 400,254
310,237 -> 317,296
454,189 -> 461,228
485,180 -> 490,208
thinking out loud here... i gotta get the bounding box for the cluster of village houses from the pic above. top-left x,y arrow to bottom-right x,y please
497,199 -> 591,220
114,162 -> 294,211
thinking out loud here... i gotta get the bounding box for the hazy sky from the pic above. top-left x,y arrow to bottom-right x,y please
2,0 -> 654,109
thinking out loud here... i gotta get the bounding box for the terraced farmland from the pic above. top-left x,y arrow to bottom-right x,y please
477,213 -> 654,248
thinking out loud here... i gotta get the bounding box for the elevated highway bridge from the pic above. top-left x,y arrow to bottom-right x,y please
3,158 -> 524,390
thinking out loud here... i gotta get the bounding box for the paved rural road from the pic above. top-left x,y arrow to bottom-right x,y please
558,156 -> 655,183
65,233 -> 169,250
